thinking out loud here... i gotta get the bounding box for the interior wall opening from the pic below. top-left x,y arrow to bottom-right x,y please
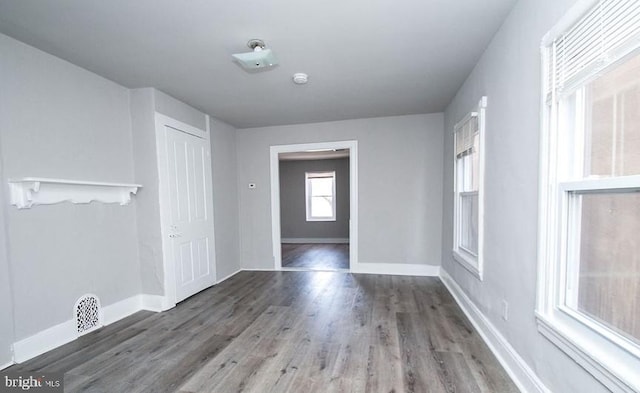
278,149 -> 350,271
270,141 -> 358,273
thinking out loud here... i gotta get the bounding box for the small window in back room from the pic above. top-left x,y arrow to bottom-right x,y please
305,171 -> 336,221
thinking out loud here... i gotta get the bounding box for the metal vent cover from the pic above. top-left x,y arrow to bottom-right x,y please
74,294 -> 102,335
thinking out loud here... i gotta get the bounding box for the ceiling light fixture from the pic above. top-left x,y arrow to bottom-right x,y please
232,39 -> 278,70
292,73 -> 308,84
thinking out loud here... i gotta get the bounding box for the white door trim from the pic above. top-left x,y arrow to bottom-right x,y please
155,113 -> 217,309
269,140 -> 358,271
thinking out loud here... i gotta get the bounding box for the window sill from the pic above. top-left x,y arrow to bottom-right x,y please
452,249 -> 483,280
536,313 -> 640,392
305,218 -> 337,222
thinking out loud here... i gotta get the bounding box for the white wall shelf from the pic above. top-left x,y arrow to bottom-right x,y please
8,178 -> 142,209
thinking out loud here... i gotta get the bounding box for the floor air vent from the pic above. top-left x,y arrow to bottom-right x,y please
74,294 -> 102,335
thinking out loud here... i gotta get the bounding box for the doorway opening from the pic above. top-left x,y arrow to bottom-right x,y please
270,141 -> 358,272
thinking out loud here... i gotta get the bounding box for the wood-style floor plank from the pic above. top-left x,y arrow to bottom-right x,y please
7,271 -> 519,393
281,243 -> 349,270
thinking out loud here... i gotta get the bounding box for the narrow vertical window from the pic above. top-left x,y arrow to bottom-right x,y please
453,97 -> 486,278
306,171 -> 336,221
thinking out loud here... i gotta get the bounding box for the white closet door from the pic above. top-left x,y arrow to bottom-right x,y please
164,124 -> 215,302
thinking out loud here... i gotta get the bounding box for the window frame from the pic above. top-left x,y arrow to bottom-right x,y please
537,1 -> 640,390
305,171 -> 337,222
452,97 -> 487,280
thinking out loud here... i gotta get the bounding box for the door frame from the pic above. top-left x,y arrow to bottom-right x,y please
269,140 -> 358,271
155,113 -> 217,309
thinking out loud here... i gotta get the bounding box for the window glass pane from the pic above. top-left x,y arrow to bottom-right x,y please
310,177 -> 333,196
471,134 -> 479,190
585,52 -> 640,177
456,157 -> 464,191
311,196 -> 333,218
460,193 -> 479,255
588,96 -> 615,176
571,191 -> 640,344
622,87 -> 640,175
462,155 -> 471,191
459,150 -> 478,193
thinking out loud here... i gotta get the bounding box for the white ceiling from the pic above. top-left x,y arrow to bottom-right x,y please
0,0 -> 516,128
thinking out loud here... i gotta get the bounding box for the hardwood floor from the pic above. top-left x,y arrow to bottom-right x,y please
8,271 -> 518,393
281,243 -> 349,270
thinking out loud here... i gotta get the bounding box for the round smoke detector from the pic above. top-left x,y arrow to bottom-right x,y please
292,73 -> 308,84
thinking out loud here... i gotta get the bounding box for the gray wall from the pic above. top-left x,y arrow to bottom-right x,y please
131,88 -> 241,291
0,33 -> 141,340
154,91 -> 206,131
0,132 -> 14,366
236,113 -> 443,269
0,225 -> 12,366
209,117 -> 241,280
441,0 -> 609,392
0,33 -> 241,350
130,88 -> 164,295
279,158 -> 350,240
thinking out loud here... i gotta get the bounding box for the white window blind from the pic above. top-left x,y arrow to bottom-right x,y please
455,113 -> 479,157
307,172 -> 334,180
551,0 -> 640,94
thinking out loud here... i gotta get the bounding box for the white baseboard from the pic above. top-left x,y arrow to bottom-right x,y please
13,293 -> 165,363
245,264 -> 440,276
280,267 -> 349,272
281,238 -> 350,244
241,268 -> 278,272
13,319 -> 77,363
439,269 -> 550,393
352,262 -> 440,276
140,294 -> 167,312
216,269 -> 242,284
102,295 -> 143,325
1,360 -> 15,371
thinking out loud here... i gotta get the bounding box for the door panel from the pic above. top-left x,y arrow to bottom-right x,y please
196,237 -> 210,276
192,145 -> 208,222
171,141 -> 189,224
165,124 -> 215,302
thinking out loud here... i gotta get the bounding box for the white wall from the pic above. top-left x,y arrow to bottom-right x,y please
236,114 -> 443,269
0,33 -> 141,340
441,0 -> 610,392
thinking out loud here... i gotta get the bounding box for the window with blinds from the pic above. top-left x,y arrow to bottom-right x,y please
549,0 -> 640,96
538,1 -> 640,391
452,97 -> 486,278
455,113 -> 479,158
